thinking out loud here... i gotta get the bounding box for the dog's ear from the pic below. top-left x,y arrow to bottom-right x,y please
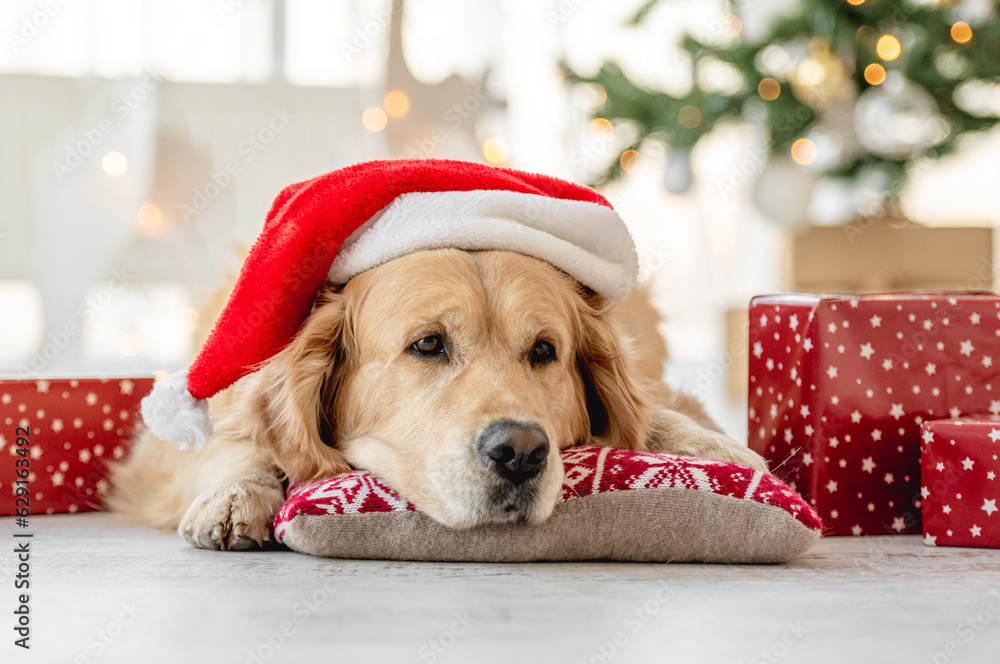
247,285 -> 353,482
576,300 -> 649,450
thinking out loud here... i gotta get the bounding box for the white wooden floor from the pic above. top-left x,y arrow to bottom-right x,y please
2,513 -> 999,663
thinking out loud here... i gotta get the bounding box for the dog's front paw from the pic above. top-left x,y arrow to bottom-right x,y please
179,474 -> 285,551
676,431 -> 770,474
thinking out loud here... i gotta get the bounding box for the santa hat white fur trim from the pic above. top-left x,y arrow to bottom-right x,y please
328,189 -> 639,305
140,369 -> 213,450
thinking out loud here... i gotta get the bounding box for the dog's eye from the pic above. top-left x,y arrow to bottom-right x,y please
530,340 -> 556,365
412,335 -> 446,357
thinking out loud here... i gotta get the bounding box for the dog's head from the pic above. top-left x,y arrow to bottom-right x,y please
247,249 -> 647,528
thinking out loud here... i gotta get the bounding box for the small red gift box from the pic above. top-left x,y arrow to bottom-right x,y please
748,292 -> 1000,536
921,416 -> 1000,548
0,376 -> 153,516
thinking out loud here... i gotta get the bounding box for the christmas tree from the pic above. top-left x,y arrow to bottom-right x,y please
568,0 -> 1000,195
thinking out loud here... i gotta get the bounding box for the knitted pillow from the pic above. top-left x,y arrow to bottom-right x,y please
274,446 -> 822,564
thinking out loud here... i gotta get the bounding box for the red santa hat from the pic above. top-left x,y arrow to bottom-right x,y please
141,159 -> 638,449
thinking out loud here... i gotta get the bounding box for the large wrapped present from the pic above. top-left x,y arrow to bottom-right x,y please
748,292 -> 1000,535
921,416 -> 1000,548
1,376 -> 153,516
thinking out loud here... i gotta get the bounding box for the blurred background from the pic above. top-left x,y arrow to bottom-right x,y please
2,0 -> 999,440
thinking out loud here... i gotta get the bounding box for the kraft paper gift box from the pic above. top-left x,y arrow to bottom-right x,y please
788,222 -> 993,294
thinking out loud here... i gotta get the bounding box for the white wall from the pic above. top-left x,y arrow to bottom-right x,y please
0,74 -> 376,374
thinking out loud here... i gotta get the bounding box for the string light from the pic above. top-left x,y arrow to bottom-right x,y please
589,118 -> 614,135
847,0 -> 865,5
856,25 -> 877,45
678,105 -> 702,128
864,63 -> 886,85
619,150 -> 641,172
102,151 -> 128,176
790,138 -> 817,165
758,78 -> 781,101
383,90 -> 410,118
876,35 -> 901,61
951,21 -> 972,44
482,137 -> 510,165
586,83 -> 606,108
153,370 -> 170,383
137,204 -> 162,231
723,14 -> 742,39
361,107 -> 387,132
119,333 -> 143,357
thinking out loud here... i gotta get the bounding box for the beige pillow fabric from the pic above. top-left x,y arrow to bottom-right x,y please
274,446 -> 822,563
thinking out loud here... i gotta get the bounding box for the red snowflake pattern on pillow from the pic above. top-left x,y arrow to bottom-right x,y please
275,446 -> 821,540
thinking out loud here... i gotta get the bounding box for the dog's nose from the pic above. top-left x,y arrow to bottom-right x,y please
477,420 -> 549,485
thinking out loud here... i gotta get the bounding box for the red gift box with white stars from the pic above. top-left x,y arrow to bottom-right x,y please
748,293 -> 1000,536
0,376 -> 153,516
921,417 -> 1000,548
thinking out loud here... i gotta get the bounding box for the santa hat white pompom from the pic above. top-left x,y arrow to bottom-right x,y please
142,159 -> 638,449
140,369 -> 213,450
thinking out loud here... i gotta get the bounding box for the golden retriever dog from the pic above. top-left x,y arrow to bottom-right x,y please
108,249 -> 766,550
